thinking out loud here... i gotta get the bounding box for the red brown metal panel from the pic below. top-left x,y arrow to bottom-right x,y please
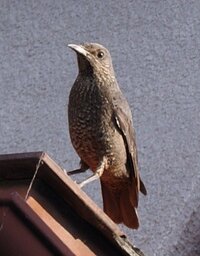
0,152 -> 44,180
0,152 -> 145,256
0,193 -> 75,256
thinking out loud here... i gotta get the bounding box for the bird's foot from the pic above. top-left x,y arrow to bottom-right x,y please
77,158 -> 105,188
67,168 -> 87,176
63,168 -> 68,175
78,173 -> 100,188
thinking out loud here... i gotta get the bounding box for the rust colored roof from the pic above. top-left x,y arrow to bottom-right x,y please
0,152 -> 145,256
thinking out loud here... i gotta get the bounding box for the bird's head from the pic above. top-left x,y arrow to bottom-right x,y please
68,43 -> 115,80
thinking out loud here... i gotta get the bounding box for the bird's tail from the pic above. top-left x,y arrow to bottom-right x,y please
100,181 -> 139,229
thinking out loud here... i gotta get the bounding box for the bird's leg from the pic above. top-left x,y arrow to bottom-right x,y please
67,160 -> 89,176
78,158 -> 106,188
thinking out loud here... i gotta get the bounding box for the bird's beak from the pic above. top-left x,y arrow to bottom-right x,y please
68,44 -> 89,57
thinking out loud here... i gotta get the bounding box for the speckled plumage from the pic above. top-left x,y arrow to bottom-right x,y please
68,43 -> 146,229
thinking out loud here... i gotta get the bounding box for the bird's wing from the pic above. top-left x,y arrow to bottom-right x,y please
113,95 -> 147,207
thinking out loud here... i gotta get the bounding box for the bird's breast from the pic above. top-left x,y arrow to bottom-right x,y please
68,79 -> 127,176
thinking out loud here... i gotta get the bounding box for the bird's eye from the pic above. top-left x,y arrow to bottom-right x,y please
97,51 -> 104,59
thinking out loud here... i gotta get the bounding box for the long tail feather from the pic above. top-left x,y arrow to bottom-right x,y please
101,181 -> 139,229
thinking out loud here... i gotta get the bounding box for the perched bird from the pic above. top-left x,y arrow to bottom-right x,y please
68,43 -> 147,229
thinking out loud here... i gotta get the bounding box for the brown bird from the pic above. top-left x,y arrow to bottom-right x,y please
68,43 -> 147,229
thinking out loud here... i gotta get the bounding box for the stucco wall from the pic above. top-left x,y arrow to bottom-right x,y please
1,1 -> 200,255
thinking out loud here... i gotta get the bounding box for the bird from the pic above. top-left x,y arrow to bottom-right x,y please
67,43 -> 147,229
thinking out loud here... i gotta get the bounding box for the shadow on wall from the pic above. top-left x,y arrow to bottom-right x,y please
170,204 -> 200,256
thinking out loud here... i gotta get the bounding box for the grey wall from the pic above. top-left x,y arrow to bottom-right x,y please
1,1 -> 200,255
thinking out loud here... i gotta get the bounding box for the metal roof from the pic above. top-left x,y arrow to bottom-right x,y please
0,152 -> 145,256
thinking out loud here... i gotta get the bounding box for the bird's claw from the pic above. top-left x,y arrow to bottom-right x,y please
63,168 -> 67,175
